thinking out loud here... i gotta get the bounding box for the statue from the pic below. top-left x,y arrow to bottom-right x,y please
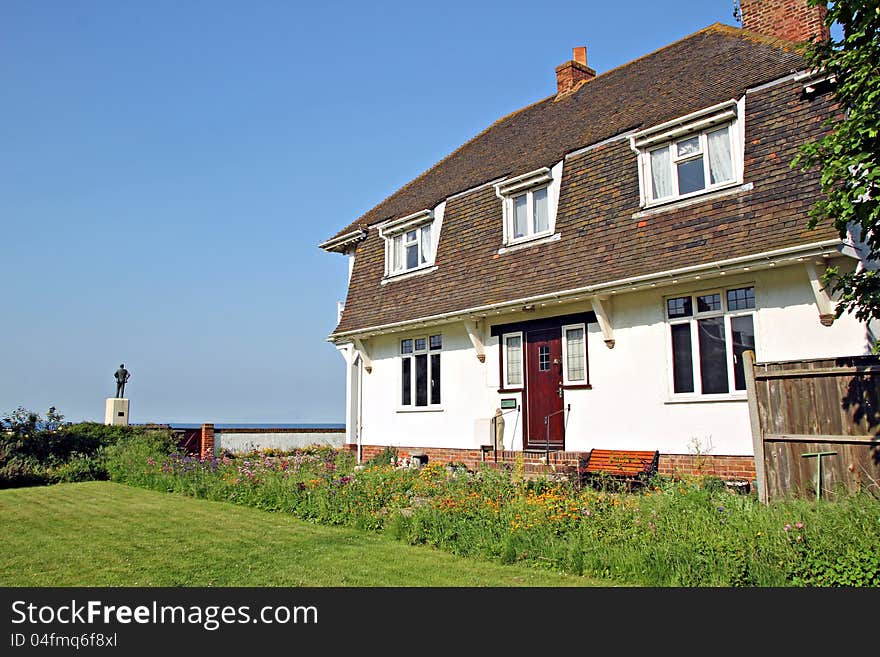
114,364 -> 130,398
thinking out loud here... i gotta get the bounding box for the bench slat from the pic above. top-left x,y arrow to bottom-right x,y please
582,449 -> 659,481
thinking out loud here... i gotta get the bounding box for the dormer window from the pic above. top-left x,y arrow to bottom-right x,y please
390,225 -> 432,273
632,99 -> 744,207
494,163 -> 563,247
379,208 -> 440,277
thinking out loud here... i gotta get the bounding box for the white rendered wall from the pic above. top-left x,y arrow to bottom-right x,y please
359,324 -> 495,449
352,261 -> 870,456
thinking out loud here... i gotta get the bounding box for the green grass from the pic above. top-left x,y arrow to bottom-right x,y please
0,481 -> 609,587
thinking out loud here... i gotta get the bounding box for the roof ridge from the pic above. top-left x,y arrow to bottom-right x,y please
566,22 -> 799,94
355,95 -> 555,229
323,21 -> 807,243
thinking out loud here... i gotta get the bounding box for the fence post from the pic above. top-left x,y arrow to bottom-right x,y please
743,351 -> 767,503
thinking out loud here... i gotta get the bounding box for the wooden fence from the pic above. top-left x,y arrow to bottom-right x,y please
744,352 -> 880,502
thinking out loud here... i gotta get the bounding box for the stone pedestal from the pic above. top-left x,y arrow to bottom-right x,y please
105,398 -> 130,426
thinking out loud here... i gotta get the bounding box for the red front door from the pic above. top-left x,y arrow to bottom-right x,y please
525,329 -> 564,449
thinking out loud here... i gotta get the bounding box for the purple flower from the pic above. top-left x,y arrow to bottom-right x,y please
795,521 -> 804,530
783,523 -> 791,532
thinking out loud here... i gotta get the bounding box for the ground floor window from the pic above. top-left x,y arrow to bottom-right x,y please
666,286 -> 756,396
562,323 -> 587,384
401,334 -> 442,407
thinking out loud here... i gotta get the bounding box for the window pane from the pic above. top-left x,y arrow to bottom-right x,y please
393,235 -> 403,272
533,187 -> 549,233
405,229 -> 417,242
651,147 -> 673,199
415,337 -> 426,351
420,225 -> 431,265
565,327 -> 585,381
667,296 -> 693,318
429,334 -> 442,350
505,335 -> 522,386
697,293 -> 721,313
707,126 -> 734,184
731,315 -> 756,391
671,324 -> 695,394
677,157 -> 705,195
406,242 -> 418,269
401,357 -> 411,405
513,194 -> 528,238
415,354 -> 428,406
727,287 -> 755,311
401,339 -> 413,354
430,353 -> 441,404
676,136 -> 700,157
698,317 -> 729,394
538,345 -> 550,372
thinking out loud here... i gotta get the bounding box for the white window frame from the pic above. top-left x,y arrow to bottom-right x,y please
664,285 -> 757,401
399,334 -> 443,409
501,331 -> 524,389
494,162 -> 563,247
561,323 -> 588,385
631,99 -> 745,208
379,208 -> 440,278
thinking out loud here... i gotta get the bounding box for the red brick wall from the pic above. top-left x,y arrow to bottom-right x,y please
740,0 -> 829,42
356,444 -> 755,481
658,454 -> 756,480
200,423 -> 215,459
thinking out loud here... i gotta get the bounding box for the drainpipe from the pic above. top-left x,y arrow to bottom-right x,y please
357,353 -> 364,465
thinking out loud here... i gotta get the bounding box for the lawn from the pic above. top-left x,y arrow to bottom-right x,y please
0,481 -> 608,587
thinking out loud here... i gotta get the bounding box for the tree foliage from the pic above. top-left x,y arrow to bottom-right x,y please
795,1 -> 880,323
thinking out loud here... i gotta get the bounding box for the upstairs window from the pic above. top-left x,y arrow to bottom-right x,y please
494,163 -> 562,247
390,225 -> 432,273
647,126 -> 735,202
379,208 -> 439,277
632,100 -> 743,207
510,187 -> 549,240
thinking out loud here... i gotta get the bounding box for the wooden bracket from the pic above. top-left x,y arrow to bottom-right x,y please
352,337 -> 373,373
591,296 -> 615,348
464,320 -> 486,362
804,261 -> 835,326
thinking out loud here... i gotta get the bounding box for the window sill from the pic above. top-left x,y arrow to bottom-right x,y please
633,183 -> 752,219
664,394 -> 747,404
381,265 -> 438,285
498,232 -> 560,254
497,387 -> 523,394
396,407 -> 445,413
562,383 -> 592,390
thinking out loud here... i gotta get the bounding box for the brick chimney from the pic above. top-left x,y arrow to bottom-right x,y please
555,46 -> 596,97
739,0 -> 830,42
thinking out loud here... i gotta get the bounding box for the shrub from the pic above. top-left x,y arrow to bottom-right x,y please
0,406 -> 176,488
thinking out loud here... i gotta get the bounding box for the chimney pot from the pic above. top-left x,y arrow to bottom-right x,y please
573,46 -> 587,66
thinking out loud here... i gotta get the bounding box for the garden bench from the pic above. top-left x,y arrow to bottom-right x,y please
581,449 -> 659,489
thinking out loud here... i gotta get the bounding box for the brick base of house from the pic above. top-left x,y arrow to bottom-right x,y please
345,444 -> 756,481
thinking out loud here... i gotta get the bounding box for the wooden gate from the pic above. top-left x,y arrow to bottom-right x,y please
744,352 -> 880,502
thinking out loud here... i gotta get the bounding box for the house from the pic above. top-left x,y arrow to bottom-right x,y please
320,0 -> 870,480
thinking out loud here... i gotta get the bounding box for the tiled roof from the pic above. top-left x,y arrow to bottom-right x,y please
327,24 -> 840,335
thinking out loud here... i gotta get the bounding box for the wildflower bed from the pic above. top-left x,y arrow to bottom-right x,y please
106,436 -> 880,587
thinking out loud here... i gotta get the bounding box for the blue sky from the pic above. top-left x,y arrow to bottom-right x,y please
2,1 -> 750,423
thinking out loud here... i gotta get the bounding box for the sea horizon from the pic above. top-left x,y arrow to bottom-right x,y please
133,422 -> 346,430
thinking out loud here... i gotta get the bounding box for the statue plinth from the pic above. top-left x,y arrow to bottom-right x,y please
105,398 -> 130,426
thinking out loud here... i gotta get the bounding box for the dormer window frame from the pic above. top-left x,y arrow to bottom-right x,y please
494,163 -> 563,247
631,99 -> 745,209
379,208 -> 438,278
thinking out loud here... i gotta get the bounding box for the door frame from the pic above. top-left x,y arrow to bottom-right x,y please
491,311 -> 596,452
